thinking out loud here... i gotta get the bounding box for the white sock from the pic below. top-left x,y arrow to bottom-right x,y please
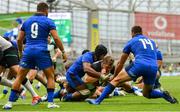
24,80 -> 38,97
0,77 -> 13,88
3,86 -> 8,91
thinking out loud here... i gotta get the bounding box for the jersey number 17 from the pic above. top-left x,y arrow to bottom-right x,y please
139,39 -> 154,50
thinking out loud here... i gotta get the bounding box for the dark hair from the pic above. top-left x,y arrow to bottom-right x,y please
131,26 -> 142,35
95,44 -> 107,58
37,2 -> 48,12
82,49 -> 90,55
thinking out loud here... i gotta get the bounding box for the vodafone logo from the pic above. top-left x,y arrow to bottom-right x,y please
154,16 -> 167,30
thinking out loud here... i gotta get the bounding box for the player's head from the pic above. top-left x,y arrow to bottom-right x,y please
131,26 -> 142,37
16,18 -> 23,25
37,2 -> 49,16
82,49 -> 90,55
3,31 -> 12,41
94,44 -> 107,61
101,56 -> 114,74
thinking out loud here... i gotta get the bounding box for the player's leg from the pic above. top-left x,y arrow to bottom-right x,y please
27,69 -> 38,84
35,50 -> 59,108
43,66 -> 59,108
143,68 -> 178,104
154,69 -> 162,89
0,68 -> 13,88
3,47 -> 40,101
62,72 -> 91,101
120,82 -> 142,96
3,67 -> 29,109
87,69 -> 132,104
35,72 -> 47,87
9,65 -> 40,104
0,51 -> 16,97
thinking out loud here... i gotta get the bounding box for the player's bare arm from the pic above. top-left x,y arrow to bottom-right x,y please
50,29 -> 67,62
114,53 -> 129,76
52,48 -> 61,62
83,62 -> 108,81
17,30 -> 25,58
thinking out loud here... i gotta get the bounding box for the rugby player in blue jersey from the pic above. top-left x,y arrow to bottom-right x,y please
87,26 -> 178,105
61,44 -> 108,101
3,2 -> 67,109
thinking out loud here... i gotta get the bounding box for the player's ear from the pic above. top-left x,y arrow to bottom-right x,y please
131,32 -> 135,38
45,10 -> 48,16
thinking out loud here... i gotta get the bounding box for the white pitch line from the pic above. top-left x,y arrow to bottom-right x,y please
0,16 -> 30,21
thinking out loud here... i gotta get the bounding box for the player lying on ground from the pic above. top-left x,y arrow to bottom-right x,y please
41,49 -> 91,101
84,55 -> 142,99
87,26 -> 178,105
45,55 -> 142,102
3,2 -> 67,109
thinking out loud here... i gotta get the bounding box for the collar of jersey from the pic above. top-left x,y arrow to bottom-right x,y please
34,13 -> 46,16
133,34 -> 143,38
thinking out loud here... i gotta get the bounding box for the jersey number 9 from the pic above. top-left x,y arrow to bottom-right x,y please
31,23 -> 38,38
139,39 -> 154,50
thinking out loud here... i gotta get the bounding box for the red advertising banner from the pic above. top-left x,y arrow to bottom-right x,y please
135,12 -> 180,40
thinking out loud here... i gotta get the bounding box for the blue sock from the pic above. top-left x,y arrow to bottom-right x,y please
3,89 -> 8,94
53,90 -> 60,99
96,83 -> 115,103
149,89 -> 164,98
47,88 -> 54,102
64,93 -> 73,101
9,89 -> 19,102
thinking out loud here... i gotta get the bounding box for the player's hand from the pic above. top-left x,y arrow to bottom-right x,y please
52,57 -> 57,62
100,74 -> 110,82
62,52 -> 67,62
135,77 -> 143,84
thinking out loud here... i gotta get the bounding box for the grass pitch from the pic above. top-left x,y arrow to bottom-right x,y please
0,76 -> 179,112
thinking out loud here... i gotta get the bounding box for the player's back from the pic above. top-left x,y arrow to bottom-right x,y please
124,34 -> 157,66
68,52 -> 94,77
0,36 -> 12,51
22,13 -> 56,51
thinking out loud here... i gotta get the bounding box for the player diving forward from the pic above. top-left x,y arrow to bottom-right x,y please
3,2 -> 67,109
87,26 -> 178,105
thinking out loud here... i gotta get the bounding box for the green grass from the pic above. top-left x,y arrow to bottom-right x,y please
0,76 -> 179,111
0,13 -> 33,35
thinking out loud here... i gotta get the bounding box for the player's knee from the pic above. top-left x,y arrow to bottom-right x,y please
79,89 -> 91,97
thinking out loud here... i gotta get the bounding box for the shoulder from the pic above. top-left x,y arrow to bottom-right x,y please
82,52 -> 94,61
46,18 -> 54,23
84,52 -> 93,56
